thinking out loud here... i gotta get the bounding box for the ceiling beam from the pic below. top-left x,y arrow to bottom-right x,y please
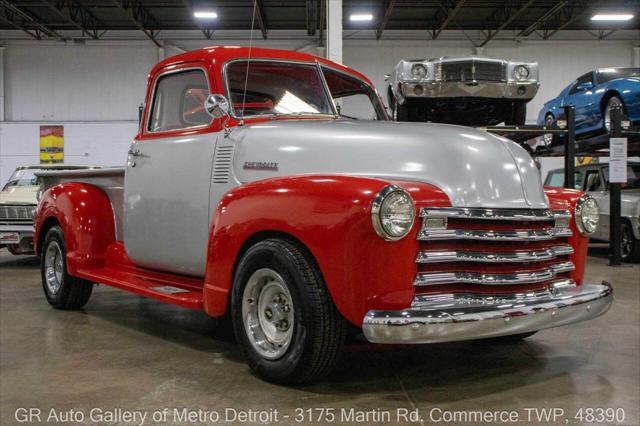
111,0 -> 161,47
253,0 -> 268,39
376,0 -> 396,40
306,0 -> 317,36
515,0 -> 568,39
0,0 -> 65,40
40,0 -> 105,40
429,0 -> 465,40
479,0 -> 535,47
181,0 -> 213,40
543,0 -> 591,39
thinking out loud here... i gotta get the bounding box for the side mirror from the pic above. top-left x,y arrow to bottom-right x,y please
205,94 -> 230,118
576,81 -> 594,92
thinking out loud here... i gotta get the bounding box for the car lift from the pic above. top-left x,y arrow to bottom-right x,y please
483,106 -> 639,266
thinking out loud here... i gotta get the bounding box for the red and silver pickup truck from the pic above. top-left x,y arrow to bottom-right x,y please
34,47 -> 612,384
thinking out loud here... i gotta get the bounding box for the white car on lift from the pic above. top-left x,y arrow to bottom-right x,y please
1,165 -> 98,255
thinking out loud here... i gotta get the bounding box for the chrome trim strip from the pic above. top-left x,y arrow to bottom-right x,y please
362,282 -> 613,344
419,207 -> 557,221
418,228 -> 571,241
416,245 -> 574,263
414,261 -> 575,286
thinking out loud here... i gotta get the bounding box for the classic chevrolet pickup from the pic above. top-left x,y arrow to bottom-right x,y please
34,47 -> 612,384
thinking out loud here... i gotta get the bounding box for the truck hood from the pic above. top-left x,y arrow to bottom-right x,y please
231,120 -> 547,209
0,186 -> 38,205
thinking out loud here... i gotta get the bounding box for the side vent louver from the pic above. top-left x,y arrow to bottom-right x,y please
213,145 -> 234,184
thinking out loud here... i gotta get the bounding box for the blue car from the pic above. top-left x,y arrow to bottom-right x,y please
538,67 -> 640,140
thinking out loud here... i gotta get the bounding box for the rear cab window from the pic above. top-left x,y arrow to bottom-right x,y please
148,68 -> 211,133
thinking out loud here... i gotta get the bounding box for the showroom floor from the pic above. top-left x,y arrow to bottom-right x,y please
1,247 -> 638,425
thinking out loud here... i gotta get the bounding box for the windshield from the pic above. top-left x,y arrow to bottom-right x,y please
225,61 -> 335,118
2,169 -> 40,191
597,68 -> 640,84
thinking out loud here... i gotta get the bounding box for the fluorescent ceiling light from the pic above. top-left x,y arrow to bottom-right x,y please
350,14 -> 373,21
194,11 -> 217,19
591,14 -> 634,21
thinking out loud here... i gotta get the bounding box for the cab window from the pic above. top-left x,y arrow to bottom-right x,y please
568,72 -> 593,95
322,67 -> 386,121
148,69 -> 211,133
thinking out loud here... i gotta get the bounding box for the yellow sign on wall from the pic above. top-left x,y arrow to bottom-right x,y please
40,125 -> 64,164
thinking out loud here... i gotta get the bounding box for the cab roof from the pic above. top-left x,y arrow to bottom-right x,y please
151,46 -> 374,88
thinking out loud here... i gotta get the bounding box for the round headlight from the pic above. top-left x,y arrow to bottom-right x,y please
513,65 -> 529,81
575,195 -> 599,235
411,64 -> 427,80
371,185 -> 415,241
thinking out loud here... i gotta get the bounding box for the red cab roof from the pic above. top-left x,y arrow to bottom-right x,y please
151,46 -> 375,88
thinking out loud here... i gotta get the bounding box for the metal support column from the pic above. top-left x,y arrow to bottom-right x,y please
609,106 -> 623,266
326,0 -> 342,64
563,105 -> 576,189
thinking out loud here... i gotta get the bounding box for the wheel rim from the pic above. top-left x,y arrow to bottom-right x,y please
604,98 -> 621,131
621,227 -> 632,258
242,268 -> 294,360
44,241 -> 64,295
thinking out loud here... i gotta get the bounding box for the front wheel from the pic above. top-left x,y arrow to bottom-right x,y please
231,239 -> 347,384
621,221 -> 640,263
603,95 -> 624,132
41,226 -> 93,309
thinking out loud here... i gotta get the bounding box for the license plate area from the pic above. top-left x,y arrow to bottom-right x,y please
0,232 -> 20,244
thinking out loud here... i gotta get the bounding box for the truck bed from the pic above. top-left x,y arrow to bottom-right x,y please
36,167 -> 126,240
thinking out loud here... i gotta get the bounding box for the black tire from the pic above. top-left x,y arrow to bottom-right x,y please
231,238 -> 347,384
603,95 -> 624,132
621,221 -> 640,263
506,101 -> 526,126
41,226 -> 93,310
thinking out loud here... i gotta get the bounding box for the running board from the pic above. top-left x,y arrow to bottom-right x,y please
75,266 -> 204,310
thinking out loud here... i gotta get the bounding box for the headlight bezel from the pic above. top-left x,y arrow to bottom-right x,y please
371,185 -> 416,241
410,64 -> 428,80
513,64 -> 530,81
575,195 -> 599,236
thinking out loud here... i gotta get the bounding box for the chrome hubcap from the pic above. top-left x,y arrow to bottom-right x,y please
44,241 -> 63,295
242,268 -> 294,360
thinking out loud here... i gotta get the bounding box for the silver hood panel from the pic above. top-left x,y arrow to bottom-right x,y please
230,120 -> 547,209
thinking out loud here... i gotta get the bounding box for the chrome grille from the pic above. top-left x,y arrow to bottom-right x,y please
415,207 -> 574,288
0,204 -> 36,223
440,61 -> 505,82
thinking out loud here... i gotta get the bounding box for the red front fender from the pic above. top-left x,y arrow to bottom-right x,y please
202,175 -> 449,325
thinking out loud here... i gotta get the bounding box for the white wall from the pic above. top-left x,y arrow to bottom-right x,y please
0,36 -> 638,185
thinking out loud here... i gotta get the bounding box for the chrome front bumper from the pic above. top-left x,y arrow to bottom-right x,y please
362,282 -> 613,344
0,224 -> 34,246
400,81 -> 539,100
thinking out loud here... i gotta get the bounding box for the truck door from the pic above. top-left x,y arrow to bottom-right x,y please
124,64 -> 217,277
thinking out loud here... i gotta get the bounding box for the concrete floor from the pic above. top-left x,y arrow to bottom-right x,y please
1,247 -> 638,426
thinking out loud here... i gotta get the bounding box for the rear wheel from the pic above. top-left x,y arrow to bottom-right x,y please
231,239 -> 347,384
621,221 -> 640,263
41,226 -> 93,309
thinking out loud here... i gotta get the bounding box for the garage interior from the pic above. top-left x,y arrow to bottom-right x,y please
1,1 -> 639,425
